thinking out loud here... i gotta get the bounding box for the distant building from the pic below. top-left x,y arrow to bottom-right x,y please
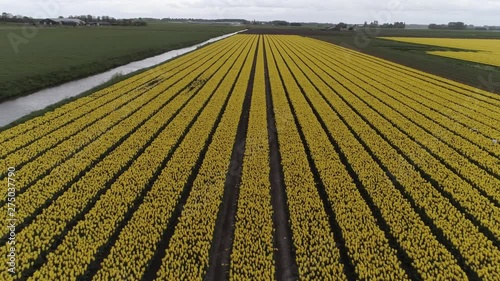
39,18 -> 86,26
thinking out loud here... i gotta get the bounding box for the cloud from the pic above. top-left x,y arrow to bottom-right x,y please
1,0 -> 498,25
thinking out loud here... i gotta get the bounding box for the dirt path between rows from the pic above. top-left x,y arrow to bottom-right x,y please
263,36 -> 300,281
204,36 -> 260,281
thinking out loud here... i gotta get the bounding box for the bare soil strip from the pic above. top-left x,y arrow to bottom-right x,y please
204,36 -> 260,281
263,37 -> 300,281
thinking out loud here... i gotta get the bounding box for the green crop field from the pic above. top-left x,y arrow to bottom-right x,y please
0,22 -> 242,101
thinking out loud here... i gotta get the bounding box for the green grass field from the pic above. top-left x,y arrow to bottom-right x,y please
0,22 -> 242,101
354,28 -> 500,39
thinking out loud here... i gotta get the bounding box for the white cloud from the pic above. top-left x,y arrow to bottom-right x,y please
1,0 -> 498,25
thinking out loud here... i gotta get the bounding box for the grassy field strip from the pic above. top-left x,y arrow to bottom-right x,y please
279,36 -> 500,278
268,36 -> 411,280
290,38 -> 500,189
308,39 -> 500,135
0,36 -> 242,195
264,37 -> 347,280
0,37 -> 248,240
155,36 -> 257,281
0,36 -> 250,280
21,36 -> 252,281
229,37 -> 275,280
0,35 -> 238,143
312,38 -> 500,104
289,37 -> 500,238
289,37 -> 500,208
0,36 -> 243,159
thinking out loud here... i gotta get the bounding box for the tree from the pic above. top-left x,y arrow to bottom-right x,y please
394,21 -> 405,28
429,23 -> 447,29
448,22 -> 466,30
333,22 -> 347,30
0,12 -> 14,22
272,20 -> 289,26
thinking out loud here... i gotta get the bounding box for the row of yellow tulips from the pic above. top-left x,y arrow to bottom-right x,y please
230,37 -> 275,280
155,35 -> 258,280
25,36 -> 253,281
304,37 -> 500,165
315,37 -> 500,107
0,36 -> 249,280
267,36 -> 410,280
264,37 -> 347,280
0,37 -> 245,243
91,35 -> 256,281
276,35 -> 499,279
286,36 -> 500,239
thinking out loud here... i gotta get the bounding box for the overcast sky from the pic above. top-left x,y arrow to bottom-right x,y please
1,0 -> 499,25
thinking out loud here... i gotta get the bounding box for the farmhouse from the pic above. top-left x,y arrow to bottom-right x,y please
39,18 -> 86,26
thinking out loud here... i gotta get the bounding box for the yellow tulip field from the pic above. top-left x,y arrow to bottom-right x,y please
1,34 -> 499,280
379,37 -> 500,67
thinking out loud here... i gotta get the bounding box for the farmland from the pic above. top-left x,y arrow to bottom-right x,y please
277,28 -> 500,93
1,34 -> 499,280
0,23 -> 241,101
379,37 -> 500,67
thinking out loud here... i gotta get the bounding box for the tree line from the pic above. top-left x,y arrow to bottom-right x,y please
1,12 -> 146,26
362,21 -> 406,28
429,22 -> 467,30
67,15 -> 147,26
429,22 -> 500,31
1,12 -> 34,23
